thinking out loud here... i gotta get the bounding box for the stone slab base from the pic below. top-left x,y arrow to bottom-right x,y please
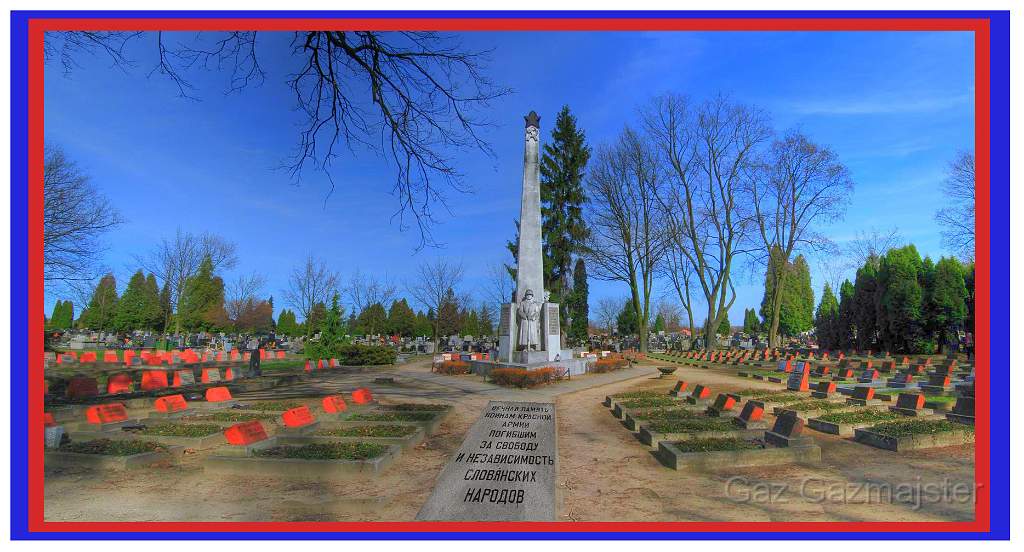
45,447 -> 182,470
853,428 -> 974,451
945,413 -> 975,425
656,442 -> 821,470
639,426 -> 763,448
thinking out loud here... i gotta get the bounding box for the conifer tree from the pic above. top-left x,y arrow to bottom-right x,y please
79,273 -> 119,330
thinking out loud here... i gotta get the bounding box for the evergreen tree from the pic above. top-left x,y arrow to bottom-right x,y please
927,257 -> 969,353
356,302 -> 388,336
178,256 -> 228,332
852,257 -> 880,349
461,308 -> 480,337
79,273 -> 119,330
276,309 -> 299,337
814,283 -> 840,349
717,310 -> 731,336
387,299 -> 417,337
49,300 -> 75,330
158,279 -> 172,333
742,308 -> 760,334
566,257 -> 589,346
762,253 -> 814,337
308,293 -> 345,359
652,313 -> 666,333
837,279 -> 856,349
306,302 -> 327,336
540,105 -> 591,334
114,270 -> 162,331
964,262 -> 975,334
478,304 -> 495,336
876,245 -> 925,353
617,298 -> 639,337
414,310 -> 433,338
437,288 -> 461,337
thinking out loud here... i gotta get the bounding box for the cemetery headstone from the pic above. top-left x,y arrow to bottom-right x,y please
764,412 -> 814,448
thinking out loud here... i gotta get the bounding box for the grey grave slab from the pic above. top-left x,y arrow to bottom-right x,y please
416,400 -> 557,521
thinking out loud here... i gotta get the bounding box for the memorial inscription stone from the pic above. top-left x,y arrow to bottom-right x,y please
417,400 -> 557,521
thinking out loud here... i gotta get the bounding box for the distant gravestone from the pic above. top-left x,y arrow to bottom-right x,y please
417,401 -> 556,521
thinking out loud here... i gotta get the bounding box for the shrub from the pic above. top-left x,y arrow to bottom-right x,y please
138,423 -> 222,437
307,343 -> 396,365
648,418 -> 737,434
316,425 -> 417,438
489,367 -> 559,388
343,412 -> 436,422
817,409 -> 904,425
867,419 -> 973,437
589,358 -> 628,373
435,360 -> 471,375
237,400 -> 307,412
618,396 -> 677,408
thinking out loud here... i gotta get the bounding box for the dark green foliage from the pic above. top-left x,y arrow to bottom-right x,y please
436,287 -> 461,337
617,298 -> 639,336
157,279 -> 172,332
566,257 -> 590,346
238,400 -> 307,411
49,300 -> 75,330
253,442 -> 388,461
378,403 -> 451,412
178,256 -> 228,331
742,308 -> 759,334
414,310 -> 433,337
387,299 -> 416,337
652,313 -> 666,333
355,302 -> 388,336
114,270 -> 162,331
59,439 -> 166,456
306,302 -> 327,337
816,409 -> 903,424
277,309 -> 300,337
876,245 -> 925,353
836,279 -> 856,349
186,411 -> 276,422
78,273 -> 119,330
618,396 -> 677,409
760,250 -> 814,337
306,293 -> 349,359
852,258 -> 880,349
478,304 -> 495,336
926,257 -> 969,352
814,283 -> 840,349
540,106 -> 591,336
333,344 -> 397,365
717,310 -> 731,335
648,420 -> 743,435
460,308 -> 480,337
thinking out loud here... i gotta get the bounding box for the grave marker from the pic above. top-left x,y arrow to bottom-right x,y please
205,386 -> 233,402
764,412 -> 814,448
224,420 -> 269,445
173,369 -> 196,387
141,370 -> 169,391
154,394 -> 189,413
282,406 -> 316,428
322,395 -> 347,413
351,388 -> 374,404
106,373 -> 133,394
416,400 -> 556,521
86,403 -> 128,425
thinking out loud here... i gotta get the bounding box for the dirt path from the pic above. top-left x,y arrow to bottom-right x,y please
44,359 -> 974,522
555,363 -> 975,522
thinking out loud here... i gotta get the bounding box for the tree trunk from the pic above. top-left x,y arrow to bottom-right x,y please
768,267 -> 788,349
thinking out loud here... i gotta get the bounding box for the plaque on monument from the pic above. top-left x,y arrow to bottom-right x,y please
416,400 -> 557,521
547,305 -> 559,336
498,304 -> 512,336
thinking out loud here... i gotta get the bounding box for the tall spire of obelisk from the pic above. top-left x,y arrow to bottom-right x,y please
515,111 -> 543,304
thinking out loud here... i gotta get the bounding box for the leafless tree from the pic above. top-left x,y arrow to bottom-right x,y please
935,151 -> 975,261
747,129 -> 854,348
659,244 -> 697,338
45,31 -> 510,248
584,127 -> 669,352
345,268 -> 397,315
846,226 -> 904,267
282,254 -> 340,327
225,272 -> 268,322
406,258 -> 464,350
482,262 -> 514,313
136,228 -> 238,333
594,298 -> 620,336
646,94 -> 770,350
654,298 -> 683,333
43,145 -> 124,288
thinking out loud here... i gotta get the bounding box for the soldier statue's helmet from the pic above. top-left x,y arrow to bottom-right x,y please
524,289 -> 534,298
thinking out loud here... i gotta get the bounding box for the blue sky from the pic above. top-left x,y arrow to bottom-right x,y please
43,30 -> 974,325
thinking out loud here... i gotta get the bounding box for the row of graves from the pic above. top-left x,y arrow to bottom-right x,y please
44,385 -> 452,478
603,366 -> 975,470
47,347 -> 290,368
45,351 -> 369,412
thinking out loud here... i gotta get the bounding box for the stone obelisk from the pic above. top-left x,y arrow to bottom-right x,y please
515,111 -> 544,305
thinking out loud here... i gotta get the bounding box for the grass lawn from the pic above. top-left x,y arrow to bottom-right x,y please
866,419 -> 974,437
668,437 -> 761,453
